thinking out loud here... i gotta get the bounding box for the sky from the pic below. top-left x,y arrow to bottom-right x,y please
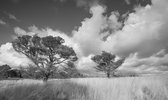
1,0 -> 168,74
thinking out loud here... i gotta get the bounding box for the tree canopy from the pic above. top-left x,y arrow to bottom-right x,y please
91,51 -> 125,78
12,35 -> 78,81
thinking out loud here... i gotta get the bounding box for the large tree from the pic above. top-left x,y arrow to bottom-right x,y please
58,61 -> 83,78
12,35 -> 77,81
91,51 -> 125,78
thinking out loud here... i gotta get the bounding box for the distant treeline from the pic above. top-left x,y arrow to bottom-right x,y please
0,64 -> 139,80
0,64 -> 85,79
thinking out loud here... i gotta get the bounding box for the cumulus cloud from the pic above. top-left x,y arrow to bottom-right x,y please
107,12 -> 122,31
77,54 -> 96,69
71,5 -> 123,70
1,0 -> 168,73
103,0 -> 168,58
120,50 -> 168,73
72,6 -> 107,56
72,5 -> 123,56
14,27 -> 27,36
0,43 -> 31,67
73,0 -> 168,72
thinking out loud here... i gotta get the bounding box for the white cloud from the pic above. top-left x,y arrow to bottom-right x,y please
0,43 -> 31,67
125,0 -> 131,5
103,0 -> 168,58
77,54 -> 96,69
120,50 -> 168,72
0,19 -> 7,25
2,0 -> 168,73
72,5 -> 108,56
72,0 -> 168,71
0,61 -> 5,65
14,25 -> 46,36
8,13 -> 19,21
14,27 -> 27,36
108,12 -> 122,31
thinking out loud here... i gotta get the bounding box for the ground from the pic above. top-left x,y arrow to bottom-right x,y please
0,75 -> 168,100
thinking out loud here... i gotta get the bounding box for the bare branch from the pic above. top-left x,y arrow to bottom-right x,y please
53,58 -> 68,65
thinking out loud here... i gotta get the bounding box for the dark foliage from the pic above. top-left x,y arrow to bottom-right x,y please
19,66 -> 43,79
19,62 -> 84,79
91,51 -> 125,78
0,65 -> 11,78
12,35 -> 78,81
0,65 -> 24,79
7,69 -> 22,78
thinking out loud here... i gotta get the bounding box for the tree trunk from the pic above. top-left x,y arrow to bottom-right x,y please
43,73 -> 50,82
18,71 -> 22,78
43,76 -> 48,82
111,71 -> 115,77
107,72 -> 110,78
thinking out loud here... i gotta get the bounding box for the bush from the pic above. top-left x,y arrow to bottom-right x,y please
0,65 -> 11,79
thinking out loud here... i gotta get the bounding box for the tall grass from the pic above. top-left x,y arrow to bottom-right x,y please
74,77 -> 168,100
0,76 -> 168,100
0,79 -> 89,100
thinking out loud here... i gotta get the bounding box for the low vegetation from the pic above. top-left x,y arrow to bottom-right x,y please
0,79 -> 89,100
0,76 -> 168,100
0,64 -> 84,80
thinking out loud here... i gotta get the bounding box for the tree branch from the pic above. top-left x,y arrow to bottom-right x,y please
53,58 -> 68,65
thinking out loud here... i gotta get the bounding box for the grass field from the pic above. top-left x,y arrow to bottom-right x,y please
0,76 -> 168,100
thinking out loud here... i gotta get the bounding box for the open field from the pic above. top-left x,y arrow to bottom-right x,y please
0,76 -> 168,100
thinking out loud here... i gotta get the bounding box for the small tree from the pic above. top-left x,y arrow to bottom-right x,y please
12,35 -> 77,81
91,51 -> 125,78
0,65 -> 11,78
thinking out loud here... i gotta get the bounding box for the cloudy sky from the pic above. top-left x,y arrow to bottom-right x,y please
1,0 -> 168,73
